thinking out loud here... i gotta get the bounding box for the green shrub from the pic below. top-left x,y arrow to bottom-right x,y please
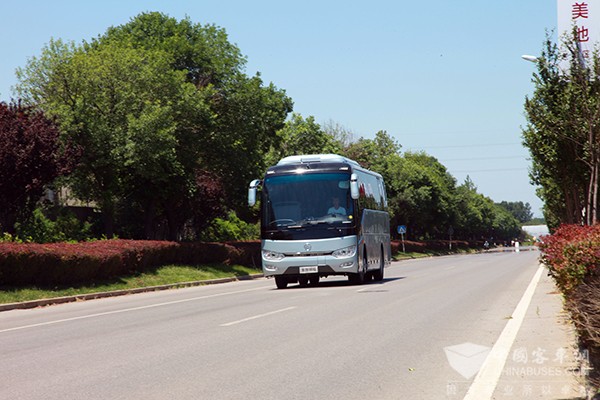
199,211 -> 259,242
14,207 -> 94,243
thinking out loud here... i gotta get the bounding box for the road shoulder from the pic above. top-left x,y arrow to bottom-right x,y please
491,267 -> 588,399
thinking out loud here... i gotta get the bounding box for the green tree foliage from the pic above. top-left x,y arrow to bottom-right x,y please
198,211 -> 259,242
496,201 -> 533,224
266,113 -> 341,166
0,101 -> 77,233
386,152 -> 457,239
454,178 -> 521,241
343,130 -> 402,189
15,12 -> 292,239
97,12 -> 293,215
491,205 -> 522,241
339,133 -> 522,241
523,33 -> 600,226
18,41 -> 211,238
15,206 -> 93,243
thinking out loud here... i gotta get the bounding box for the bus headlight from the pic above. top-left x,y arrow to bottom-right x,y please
262,250 -> 285,261
332,245 -> 356,258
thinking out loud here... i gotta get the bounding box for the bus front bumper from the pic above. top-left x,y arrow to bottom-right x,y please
261,237 -> 359,277
262,257 -> 357,277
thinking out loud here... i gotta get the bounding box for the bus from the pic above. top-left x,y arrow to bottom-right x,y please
248,154 -> 391,289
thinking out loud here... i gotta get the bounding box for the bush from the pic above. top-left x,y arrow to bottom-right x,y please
198,211 -> 259,242
0,239 -> 260,287
539,224 -> 600,294
391,239 -> 472,254
0,240 -> 174,286
539,224 -> 600,389
14,206 -> 95,243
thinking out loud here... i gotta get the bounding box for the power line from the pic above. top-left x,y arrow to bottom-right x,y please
452,167 -> 529,173
396,128 -> 518,137
441,156 -> 527,162
407,142 -> 522,150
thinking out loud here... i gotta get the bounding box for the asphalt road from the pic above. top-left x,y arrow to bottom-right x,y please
0,250 -> 541,399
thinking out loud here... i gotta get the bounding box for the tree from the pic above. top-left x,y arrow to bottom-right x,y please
523,33 -> 600,226
0,101 -> 77,233
338,131 -> 520,241
454,177 -> 486,239
18,41 -> 211,238
266,113 -> 341,166
15,12 -> 292,239
321,119 -> 355,149
96,12 -> 292,217
496,201 -> 533,224
342,130 -> 402,190
491,205 -> 522,241
454,177 -> 521,241
386,152 -> 457,239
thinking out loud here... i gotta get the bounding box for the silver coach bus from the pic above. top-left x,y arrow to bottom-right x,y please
248,154 -> 391,289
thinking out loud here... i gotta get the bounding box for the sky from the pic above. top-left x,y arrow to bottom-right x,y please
0,0 -> 557,217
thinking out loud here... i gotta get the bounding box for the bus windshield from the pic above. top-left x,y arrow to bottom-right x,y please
262,172 -> 354,229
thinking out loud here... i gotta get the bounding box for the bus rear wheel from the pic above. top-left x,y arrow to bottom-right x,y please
373,248 -> 385,282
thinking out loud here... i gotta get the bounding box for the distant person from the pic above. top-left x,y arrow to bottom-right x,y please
327,197 -> 346,216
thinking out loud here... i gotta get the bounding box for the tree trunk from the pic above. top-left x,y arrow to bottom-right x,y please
100,200 -> 115,238
564,185 -> 580,224
144,199 -> 157,239
102,210 -> 114,238
587,160 -> 599,225
165,206 -> 180,242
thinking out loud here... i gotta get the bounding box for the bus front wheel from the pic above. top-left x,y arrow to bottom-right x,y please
349,252 -> 368,285
275,276 -> 288,289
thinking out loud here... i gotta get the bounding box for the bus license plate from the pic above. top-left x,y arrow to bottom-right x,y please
299,266 -> 318,274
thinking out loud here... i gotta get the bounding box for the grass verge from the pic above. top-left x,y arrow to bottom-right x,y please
393,252 -> 432,260
0,263 -> 262,305
393,248 -> 478,261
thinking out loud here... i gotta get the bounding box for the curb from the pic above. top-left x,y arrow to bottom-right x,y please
0,273 -> 265,313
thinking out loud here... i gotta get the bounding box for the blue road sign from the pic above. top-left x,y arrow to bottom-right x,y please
397,225 -> 407,235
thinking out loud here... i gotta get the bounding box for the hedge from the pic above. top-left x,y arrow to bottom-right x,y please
391,239 -> 473,254
539,224 -> 600,388
539,224 -> 600,294
0,238 -> 484,287
0,240 -> 261,286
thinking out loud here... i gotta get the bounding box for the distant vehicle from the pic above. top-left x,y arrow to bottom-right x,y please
248,154 -> 391,289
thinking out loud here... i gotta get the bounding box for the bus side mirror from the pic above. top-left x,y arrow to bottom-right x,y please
350,173 -> 359,199
248,179 -> 261,206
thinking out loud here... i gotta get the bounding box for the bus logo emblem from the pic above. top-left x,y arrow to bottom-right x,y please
304,243 -> 312,251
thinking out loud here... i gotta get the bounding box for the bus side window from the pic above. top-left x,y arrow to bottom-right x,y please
378,179 -> 386,208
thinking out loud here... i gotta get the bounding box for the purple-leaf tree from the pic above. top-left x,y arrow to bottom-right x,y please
0,101 -> 78,233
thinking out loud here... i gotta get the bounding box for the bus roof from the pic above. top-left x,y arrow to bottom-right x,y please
276,154 -> 361,168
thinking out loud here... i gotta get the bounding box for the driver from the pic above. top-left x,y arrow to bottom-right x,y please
327,197 -> 346,216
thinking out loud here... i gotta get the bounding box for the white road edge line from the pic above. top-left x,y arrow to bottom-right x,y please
220,306 -> 297,327
0,286 -> 267,334
463,263 -> 545,400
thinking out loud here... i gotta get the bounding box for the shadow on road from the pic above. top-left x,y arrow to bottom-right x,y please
278,276 -> 406,290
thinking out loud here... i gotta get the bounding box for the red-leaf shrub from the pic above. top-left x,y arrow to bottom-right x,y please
0,240 -> 261,287
539,224 -> 600,294
540,225 -> 600,388
391,239 -> 472,254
